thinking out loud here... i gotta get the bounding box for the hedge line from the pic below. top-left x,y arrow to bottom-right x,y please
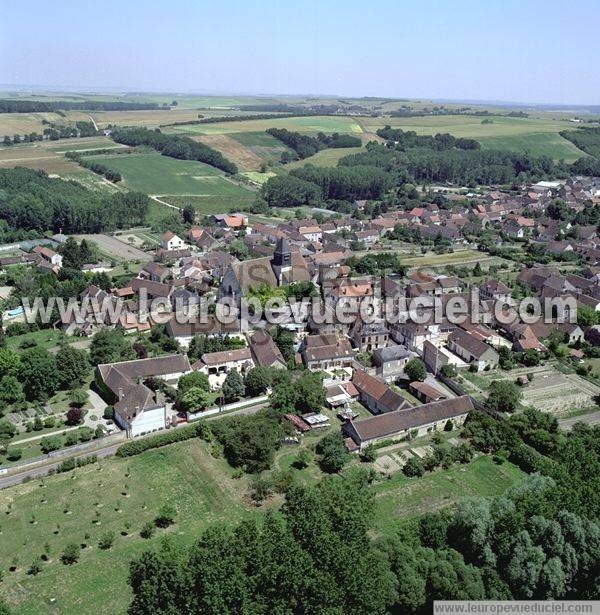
115,421 -> 212,457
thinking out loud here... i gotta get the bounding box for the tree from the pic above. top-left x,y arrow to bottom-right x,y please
182,204 -> 195,224
56,346 -> 90,389
292,448 -> 311,469
316,432 -> 349,473
244,366 -> 273,397
177,371 -> 210,396
360,444 -> 377,462
487,380 -> 522,414
0,375 -> 24,404
19,347 -> 59,401
69,389 -> 88,407
179,387 -> 210,414
0,348 -> 21,379
61,543 -> 80,565
66,407 -> 85,426
222,370 -> 245,403
577,305 -> 598,328
90,329 -> 135,366
405,358 -> 427,382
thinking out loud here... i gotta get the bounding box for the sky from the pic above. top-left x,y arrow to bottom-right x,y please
1,0 -> 598,105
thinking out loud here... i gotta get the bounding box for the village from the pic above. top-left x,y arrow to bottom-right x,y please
0,174 -> 598,479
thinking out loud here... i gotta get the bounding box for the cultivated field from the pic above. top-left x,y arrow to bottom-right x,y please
168,115 -> 364,136
0,136 -> 125,175
85,152 -> 257,204
286,145 -> 365,169
463,364 -> 600,416
357,115 -> 588,161
194,133 -> 265,171
230,131 -> 294,164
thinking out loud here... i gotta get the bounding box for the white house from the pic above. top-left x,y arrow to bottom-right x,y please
95,354 -> 191,437
160,231 -> 185,251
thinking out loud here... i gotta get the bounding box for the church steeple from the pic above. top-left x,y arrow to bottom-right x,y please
273,237 -> 292,268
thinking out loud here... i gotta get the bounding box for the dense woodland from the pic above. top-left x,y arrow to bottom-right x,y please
561,126 -> 600,158
266,127 -> 362,160
110,127 -> 237,174
0,100 -> 163,113
0,168 -> 148,233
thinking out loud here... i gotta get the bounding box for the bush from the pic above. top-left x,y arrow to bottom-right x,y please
154,504 -> 176,528
292,449 -> 311,469
98,531 -> 115,550
27,561 -> 42,576
360,444 -> 377,463
116,421 -> 211,457
444,419 -> 454,432
403,457 -> 424,477
6,448 -> 22,461
60,543 -> 80,565
140,522 -> 155,539
40,435 -> 63,453
103,406 -> 114,420
250,475 -> 274,503
69,389 -> 88,407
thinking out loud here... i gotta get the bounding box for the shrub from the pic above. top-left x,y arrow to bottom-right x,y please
60,543 -> 80,565
27,561 -> 42,576
6,448 -> 22,461
40,435 -> 63,453
154,505 -> 176,528
140,522 -> 155,539
360,444 -> 377,463
69,389 -> 88,407
103,406 -> 114,420
403,457 -> 424,477
292,449 -> 311,469
116,421 -> 211,457
98,531 -> 115,550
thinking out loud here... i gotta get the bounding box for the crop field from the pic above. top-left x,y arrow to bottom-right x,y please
0,439 -> 257,615
357,115 -> 588,161
193,133 -> 265,171
84,152 -> 256,202
0,112 -> 67,136
230,130 -> 294,164
286,145 -> 366,169
168,115 -> 364,136
478,132 -> 585,162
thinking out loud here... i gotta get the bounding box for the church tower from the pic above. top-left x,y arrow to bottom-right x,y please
272,237 -> 292,285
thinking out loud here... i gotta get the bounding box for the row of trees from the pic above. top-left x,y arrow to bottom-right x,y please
0,168 -> 148,233
110,127 -> 237,174
0,100 -> 162,113
377,126 -> 480,150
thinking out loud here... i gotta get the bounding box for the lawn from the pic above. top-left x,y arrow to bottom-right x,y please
371,455 -> 525,535
5,329 -> 67,352
0,438 -> 256,615
84,152 -> 257,201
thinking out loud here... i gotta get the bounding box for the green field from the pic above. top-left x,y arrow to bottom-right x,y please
85,152 -> 256,199
230,130 -> 293,164
286,146 -> 366,169
169,115 -> 364,136
357,114 -> 588,161
478,132 -> 586,162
